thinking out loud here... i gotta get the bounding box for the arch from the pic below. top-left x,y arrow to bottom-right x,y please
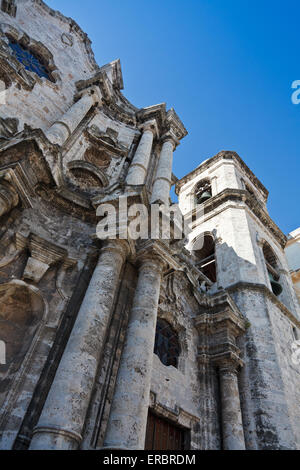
67,160 -> 109,189
192,233 -> 217,283
0,281 -> 45,374
194,178 -> 212,205
154,319 -> 181,368
262,241 -> 282,296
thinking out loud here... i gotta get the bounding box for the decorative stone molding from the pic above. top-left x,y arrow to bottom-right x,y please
136,103 -> 166,136
136,239 -> 181,273
84,147 -> 111,169
33,0 -> 98,72
149,391 -> 199,431
163,108 -> 188,145
84,125 -> 128,157
0,23 -> 61,89
0,164 -> 36,211
1,0 -> 16,17
0,117 -> 18,141
226,281 -> 300,329
176,151 -> 269,201
67,160 -> 109,190
187,187 -> 287,249
139,119 -> 159,138
61,33 -> 73,47
195,291 -> 246,367
0,179 -> 18,217
76,69 -> 115,104
16,232 -> 68,283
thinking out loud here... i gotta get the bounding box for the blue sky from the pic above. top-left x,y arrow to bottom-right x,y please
50,0 -> 300,234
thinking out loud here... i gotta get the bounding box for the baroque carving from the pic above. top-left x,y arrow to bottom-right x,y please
84,146 -> 111,169
61,33 -> 73,47
1,0 -> 16,17
0,23 -> 60,89
0,117 -> 18,141
67,160 -> 108,190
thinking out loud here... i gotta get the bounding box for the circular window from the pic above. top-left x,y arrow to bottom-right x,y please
154,319 -> 180,368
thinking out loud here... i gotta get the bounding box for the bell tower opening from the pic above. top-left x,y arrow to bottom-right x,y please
194,234 -> 216,283
262,243 -> 283,297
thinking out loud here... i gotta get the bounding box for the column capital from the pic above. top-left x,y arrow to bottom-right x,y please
136,240 -> 180,273
137,253 -> 166,275
76,84 -> 102,107
138,119 -> 159,139
215,353 -> 244,374
160,131 -> 179,150
100,239 -> 130,263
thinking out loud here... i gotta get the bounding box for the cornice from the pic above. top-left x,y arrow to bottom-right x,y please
33,0 -> 98,72
176,151 -> 269,200
136,103 -> 166,134
164,108 -> 188,143
189,188 -> 287,249
226,281 -> 300,328
0,133 -> 100,223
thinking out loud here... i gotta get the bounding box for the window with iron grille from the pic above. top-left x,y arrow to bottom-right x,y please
8,40 -> 51,81
154,319 -> 180,368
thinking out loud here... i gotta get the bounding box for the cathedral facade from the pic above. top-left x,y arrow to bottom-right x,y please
0,0 -> 299,451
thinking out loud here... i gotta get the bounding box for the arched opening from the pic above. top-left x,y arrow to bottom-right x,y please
154,319 -> 180,368
195,179 -> 212,205
0,283 -> 44,376
194,234 -> 217,283
262,243 -> 282,297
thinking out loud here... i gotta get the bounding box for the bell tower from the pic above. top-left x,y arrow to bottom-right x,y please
176,151 -> 300,450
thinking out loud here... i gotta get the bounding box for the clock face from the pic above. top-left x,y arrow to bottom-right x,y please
8,40 -> 51,81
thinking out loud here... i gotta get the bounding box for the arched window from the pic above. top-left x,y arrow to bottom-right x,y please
194,235 -> 216,283
154,319 -> 180,368
263,243 -> 282,296
195,179 -> 212,205
8,40 -> 52,81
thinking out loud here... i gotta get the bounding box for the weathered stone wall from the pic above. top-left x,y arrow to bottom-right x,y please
0,0 -> 299,452
0,0 -> 98,132
150,272 -> 216,450
0,192 -> 96,448
177,151 -> 300,450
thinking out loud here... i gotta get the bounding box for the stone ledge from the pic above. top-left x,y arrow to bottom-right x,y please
226,281 -> 300,328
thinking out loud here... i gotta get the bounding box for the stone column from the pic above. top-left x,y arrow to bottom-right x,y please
126,121 -> 157,185
151,135 -> 177,205
0,182 -> 18,217
30,240 -> 129,450
218,360 -> 245,450
103,254 -> 164,450
45,88 -> 100,146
